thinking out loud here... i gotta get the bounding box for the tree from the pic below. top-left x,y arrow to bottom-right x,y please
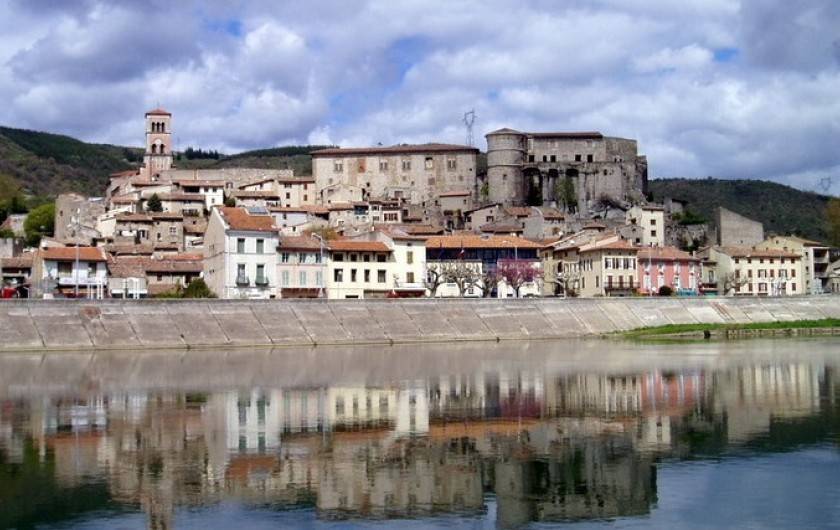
556,176 -> 577,213
497,259 -> 539,298
442,262 -> 481,296
827,198 -> 840,247
556,268 -> 581,298
146,193 -> 163,212
23,203 -> 55,247
183,278 -> 215,298
307,226 -> 339,240
723,272 -> 748,296
479,267 -> 500,298
658,285 -> 673,296
424,263 -> 445,296
223,196 -> 236,207
480,181 -> 490,201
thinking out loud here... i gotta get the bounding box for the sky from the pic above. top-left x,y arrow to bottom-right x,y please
0,0 -> 839,194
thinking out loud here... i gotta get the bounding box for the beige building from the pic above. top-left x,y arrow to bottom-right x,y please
276,235 -> 327,298
626,205 -> 665,247
756,235 -> 831,294
703,246 -> 803,296
311,144 -> 479,205
203,207 -> 279,299
576,237 -> 638,297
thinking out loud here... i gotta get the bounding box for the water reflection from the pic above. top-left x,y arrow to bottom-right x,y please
1,339 -> 839,529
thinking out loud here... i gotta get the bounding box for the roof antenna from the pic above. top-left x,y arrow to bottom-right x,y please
463,109 -> 476,147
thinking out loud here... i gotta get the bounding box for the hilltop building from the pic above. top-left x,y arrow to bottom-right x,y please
311,144 -> 480,206
485,129 -> 648,211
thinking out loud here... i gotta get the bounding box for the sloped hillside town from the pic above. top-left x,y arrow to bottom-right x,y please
2,108 -> 839,300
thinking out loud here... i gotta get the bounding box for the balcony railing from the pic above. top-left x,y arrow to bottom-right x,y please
254,276 -> 270,286
56,275 -> 106,287
235,275 -> 250,286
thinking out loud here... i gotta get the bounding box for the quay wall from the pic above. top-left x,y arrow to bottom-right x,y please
1,297 -> 839,352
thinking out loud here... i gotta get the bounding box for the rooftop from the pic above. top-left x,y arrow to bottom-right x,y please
0,255 -> 33,269
716,246 -> 801,259
328,240 -> 391,252
425,234 -> 543,250
278,235 -> 324,251
438,190 -> 472,197
218,207 -> 277,233
41,247 -> 107,262
637,246 -> 700,261
174,180 -> 225,188
311,143 -> 479,157
145,107 -> 171,116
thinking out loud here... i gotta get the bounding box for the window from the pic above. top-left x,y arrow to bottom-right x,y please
299,271 -> 307,286
315,253 -> 322,264
334,253 -> 344,262
550,155 -> 556,162
447,158 -> 456,170
575,154 -> 582,162
380,159 -> 389,171
377,254 -> 386,263
169,226 -> 177,235
237,263 -> 246,280
285,193 -> 291,200
587,154 -> 594,162
350,253 -> 358,262
364,270 -> 371,282
407,272 -> 415,283
334,269 -> 343,282
528,155 -> 535,163
651,230 -> 657,237
350,269 -> 357,282
281,252 -> 290,263
315,271 -> 323,286
650,219 -> 656,226
407,251 -> 414,264
334,160 -> 344,172
402,159 -> 411,171
424,157 -> 434,170
363,254 -> 370,262
237,238 -> 245,253
256,239 -> 264,254
378,270 -> 386,283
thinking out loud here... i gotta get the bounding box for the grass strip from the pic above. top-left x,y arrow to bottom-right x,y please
621,318 -> 840,339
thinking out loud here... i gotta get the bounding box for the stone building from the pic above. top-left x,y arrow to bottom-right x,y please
311,144 -> 480,205
715,207 -> 763,247
54,193 -> 106,244
141,108 -> 174,179
485,129 -> 647,211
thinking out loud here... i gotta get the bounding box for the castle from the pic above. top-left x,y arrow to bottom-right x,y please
485,129 -> 648,212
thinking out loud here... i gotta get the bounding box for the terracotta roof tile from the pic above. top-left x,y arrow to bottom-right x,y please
116,213 -> 153,223
311,143 -> 479,156
218,207 -> 277,232
638,246 -> 699,261
41,247 -> 107,262
145,107 -> 171,116
717,246 -> 801,259
328,240 -> 391,252
425,235 -> 542,250
438,190 -> 472,197
233,191 -> 280,199
279,235 -> 324,251
1,255 -> 33,268
174,180 -> 225,188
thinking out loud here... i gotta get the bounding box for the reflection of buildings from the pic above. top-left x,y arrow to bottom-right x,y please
1,359 -> 838,529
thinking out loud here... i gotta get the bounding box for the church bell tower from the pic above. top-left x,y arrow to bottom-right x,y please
143,108 -> 173,179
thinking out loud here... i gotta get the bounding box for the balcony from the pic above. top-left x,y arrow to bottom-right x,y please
254,276 -> 270,287
56,275 -> 106,287
235,275 -> 250,287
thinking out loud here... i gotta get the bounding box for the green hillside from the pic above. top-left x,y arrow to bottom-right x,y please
649,178 -> 833,242
0,126 -> 140,198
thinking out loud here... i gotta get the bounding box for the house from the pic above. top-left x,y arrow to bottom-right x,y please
156,193 -> 205,216
540,229 -> 608,296
700,246 -> 803,296
755,235 -> 831,294
173,180 -> 225,211
107,258 -> 148,299
276,235 -> 327,298
144,254 -> 204,296
113,213 -> 154,245
636,246 -> 700,295
270,205 -> 329,235
464,204 -> 501,231
576,237 -> 638,297
0,254 -> 33,297
425,234 -> 543,298
626,205 -> 665,247
33,246 -> 108,298
151,212 -> 184,250
203,207 -> 279,299
828,258 -> 840,294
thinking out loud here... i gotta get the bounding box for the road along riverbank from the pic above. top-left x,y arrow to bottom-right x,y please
1,297 -> 839,352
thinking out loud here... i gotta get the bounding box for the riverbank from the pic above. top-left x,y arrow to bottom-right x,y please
621,318 -> 840,341
1,297 -> 839,352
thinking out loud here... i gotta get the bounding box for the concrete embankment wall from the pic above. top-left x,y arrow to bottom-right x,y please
1,297 -> 840,352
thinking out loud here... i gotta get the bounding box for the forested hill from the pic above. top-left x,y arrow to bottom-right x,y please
0,126 -> 140,199
649,178 -> 833,242
0,124 -> 333,198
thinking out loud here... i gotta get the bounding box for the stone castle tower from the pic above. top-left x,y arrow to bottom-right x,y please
143,108 -> 173,179
485,128 -> 648,213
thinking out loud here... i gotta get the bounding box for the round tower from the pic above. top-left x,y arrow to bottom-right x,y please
485,128 -> 526,205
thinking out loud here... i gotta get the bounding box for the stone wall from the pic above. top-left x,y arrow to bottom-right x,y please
1,297 -> 839,352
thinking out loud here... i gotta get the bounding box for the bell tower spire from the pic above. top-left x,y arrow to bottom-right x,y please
143,107 -> 173,179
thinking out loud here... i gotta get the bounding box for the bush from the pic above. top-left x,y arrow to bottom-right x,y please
23,203 -> 55,247
658,285 -> 673,296
183,278 -> 215,298
146,193 -> 163,212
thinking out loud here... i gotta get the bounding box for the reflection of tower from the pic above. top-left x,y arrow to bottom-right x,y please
486,128 -> 526,205
143,108 -> 173,179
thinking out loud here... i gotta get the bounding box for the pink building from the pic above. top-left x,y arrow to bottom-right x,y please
637,246 -> 700,295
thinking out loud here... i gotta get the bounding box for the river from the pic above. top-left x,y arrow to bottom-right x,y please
1,338 -> 840,528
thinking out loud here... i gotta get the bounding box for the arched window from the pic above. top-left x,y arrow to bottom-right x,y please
160,122 -> 165,133
151,144 -> 157,154
159,144 -> 165,154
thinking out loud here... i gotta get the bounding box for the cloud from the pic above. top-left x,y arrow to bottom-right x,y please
0,0 -> 837,194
